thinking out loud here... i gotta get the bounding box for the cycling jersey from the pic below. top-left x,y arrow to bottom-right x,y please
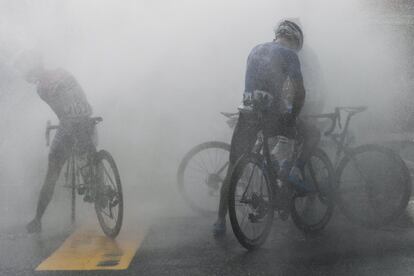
37,69 -> 92,120
245,42 -> 303,102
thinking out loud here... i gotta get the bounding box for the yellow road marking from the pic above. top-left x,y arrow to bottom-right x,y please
36,226 -> 146,271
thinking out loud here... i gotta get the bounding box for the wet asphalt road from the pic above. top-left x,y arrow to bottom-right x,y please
3,203 -> 414,276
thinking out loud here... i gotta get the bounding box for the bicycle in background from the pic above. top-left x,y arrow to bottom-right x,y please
310,106 -> 411,228
176,112 -> 237,215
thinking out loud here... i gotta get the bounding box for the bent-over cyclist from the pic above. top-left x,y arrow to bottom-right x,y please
15,51 -> 95,233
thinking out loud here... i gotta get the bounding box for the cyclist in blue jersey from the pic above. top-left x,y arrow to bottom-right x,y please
15,51 -> 95,233
214,20 -> 308,236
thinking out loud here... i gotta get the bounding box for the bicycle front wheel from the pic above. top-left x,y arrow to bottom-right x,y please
228,154 -> 274,250
336,144 -> 411,228
177,141 -> 230,215
94,150 -> 123,238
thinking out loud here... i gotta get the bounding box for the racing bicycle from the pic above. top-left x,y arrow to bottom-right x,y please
46,117 -> 123,238
228,106 -> 335,250
310,106 -> 411,228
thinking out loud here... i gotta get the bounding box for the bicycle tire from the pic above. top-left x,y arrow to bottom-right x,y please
228,153 -> 274,250
336,144 -> 411,228
94,150 -> 123,238
384,140 -> 414,181
177,141 -> 230,215
291,148 -> 335,233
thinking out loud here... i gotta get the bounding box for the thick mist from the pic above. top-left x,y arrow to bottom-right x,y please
0,1 -> 408,229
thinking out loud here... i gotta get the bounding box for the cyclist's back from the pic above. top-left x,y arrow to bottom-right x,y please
245,42 -> 302,103
37,68 -> 92,121
14,51 -> 95,233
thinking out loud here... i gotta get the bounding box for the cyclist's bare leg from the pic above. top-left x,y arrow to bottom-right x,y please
214,114 -> 259,235
27,129 -> 72,233
35,156 -> 67,220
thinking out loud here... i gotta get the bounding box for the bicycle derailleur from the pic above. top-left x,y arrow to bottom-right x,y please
247,193 -> 269,223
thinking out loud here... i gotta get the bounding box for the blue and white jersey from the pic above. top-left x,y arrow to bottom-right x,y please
244,41 -> 303,103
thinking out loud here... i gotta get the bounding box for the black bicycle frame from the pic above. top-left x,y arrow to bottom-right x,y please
308,106 -> 367,166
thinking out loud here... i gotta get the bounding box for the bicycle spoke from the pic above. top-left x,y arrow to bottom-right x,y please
196,154 -> 212,174
188,156 -> 209,174
241,164 -> 257,200
179,143 -> 230,214
102,164 -> 116,187
186,164 -> 209,175
206,149 -> 216,172
214,148 -> 220,171
216,162 -> 229,176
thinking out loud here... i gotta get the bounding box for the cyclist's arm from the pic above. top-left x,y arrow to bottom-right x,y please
286,52 -> 306,118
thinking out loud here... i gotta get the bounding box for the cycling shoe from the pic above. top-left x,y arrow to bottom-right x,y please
213,221 -> 226,237
26,218 -> 41,234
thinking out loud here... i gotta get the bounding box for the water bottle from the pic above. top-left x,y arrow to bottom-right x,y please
288,165 -> 306,191
270,136 -> 294,180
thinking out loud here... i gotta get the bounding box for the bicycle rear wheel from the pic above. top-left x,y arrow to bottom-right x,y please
228,154 -> 274,250
336,144 -> 411,228
177,141 -> 230,215
94,150 -> 123,238
291,148 -> 335,233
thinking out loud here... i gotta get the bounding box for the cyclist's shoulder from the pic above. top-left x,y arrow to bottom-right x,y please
250,41 -> 284,52
248,42 -> 294,62
280,46 -> 299,60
